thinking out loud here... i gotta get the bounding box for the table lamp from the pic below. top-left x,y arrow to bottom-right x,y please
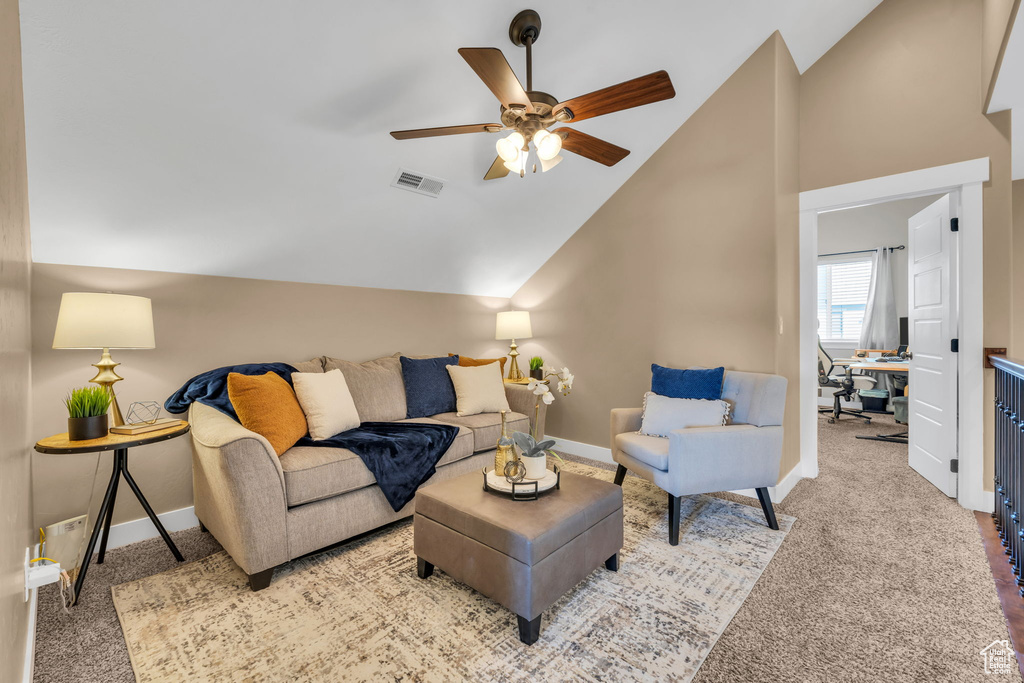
495,310 -> 532,381
52,292 -> 156,426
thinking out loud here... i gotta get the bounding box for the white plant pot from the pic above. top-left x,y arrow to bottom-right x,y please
522,455 -> 548,480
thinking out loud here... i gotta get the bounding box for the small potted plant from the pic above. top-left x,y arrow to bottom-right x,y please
512,432 -> 563,480
65,386 -> 111,441
529,356 -> 544,380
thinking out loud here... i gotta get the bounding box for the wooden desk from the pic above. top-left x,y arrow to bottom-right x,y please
35,421 -> 190,605
846,360 -> 909,373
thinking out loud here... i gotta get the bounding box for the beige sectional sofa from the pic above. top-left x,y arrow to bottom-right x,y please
188,353 -> 546,590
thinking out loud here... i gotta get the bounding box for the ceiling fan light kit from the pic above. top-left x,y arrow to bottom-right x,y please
390,9 -> 676,181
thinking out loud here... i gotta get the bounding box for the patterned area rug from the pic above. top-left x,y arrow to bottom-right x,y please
112,461 -> 794,682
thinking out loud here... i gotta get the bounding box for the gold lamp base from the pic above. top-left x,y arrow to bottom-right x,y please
506,339 -> 525,381
89,348 -> 126,427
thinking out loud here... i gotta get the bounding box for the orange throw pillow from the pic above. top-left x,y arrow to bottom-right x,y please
449,354 -> 506,376
227,372 -> 308,456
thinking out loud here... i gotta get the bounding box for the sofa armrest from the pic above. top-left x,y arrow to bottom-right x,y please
667,425 -> 783,495
189,402 -> 290,574
610,408 -> 643,463
504,383 -> 547,439
611,408 -> 643,438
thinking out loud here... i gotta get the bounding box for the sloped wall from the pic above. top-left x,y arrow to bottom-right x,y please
800,0 -> 1014,489
511,33 -> 803,480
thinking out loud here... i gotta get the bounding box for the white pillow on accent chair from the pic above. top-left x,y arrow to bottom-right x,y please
639,392 -> 731,438
291,369 -> 361,440
446,363 -> 511,417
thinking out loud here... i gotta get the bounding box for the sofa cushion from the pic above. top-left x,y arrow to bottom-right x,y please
400,355 -> 459,418
615,432 -> 670,471
446,363 -> 511,417
323,353 -> 406,423
227,372 -> 308,456
449,353 -> 506,376
431,411 -> 530,452
292,369 -> 361,440
291,357 -> 325,373
279,418 -> 474,507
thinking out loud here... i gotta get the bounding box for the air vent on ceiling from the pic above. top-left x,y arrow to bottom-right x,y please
391,169 -> 445,198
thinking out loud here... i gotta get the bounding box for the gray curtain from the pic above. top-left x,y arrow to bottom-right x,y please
859,247 -> 900,395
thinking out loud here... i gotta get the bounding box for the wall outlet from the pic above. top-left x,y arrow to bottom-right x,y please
25,544 -> 62,600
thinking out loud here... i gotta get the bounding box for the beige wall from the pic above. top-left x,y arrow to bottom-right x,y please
0,0 -> 33,677
800,0 -> 1014,490
982,0 -> 1020,107
32,263 -> 508,529
511,33 -> 803,479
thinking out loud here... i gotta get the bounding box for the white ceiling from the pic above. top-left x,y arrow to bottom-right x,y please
989,6 -> 1023,180
20,1 -> 882,297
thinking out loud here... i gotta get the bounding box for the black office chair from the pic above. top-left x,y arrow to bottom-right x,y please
818,339 -> 877,424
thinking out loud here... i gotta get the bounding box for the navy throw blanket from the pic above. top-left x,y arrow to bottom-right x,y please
165,363 -> 458,511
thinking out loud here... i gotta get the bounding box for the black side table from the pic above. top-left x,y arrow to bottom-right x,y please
34,422 -> 190,605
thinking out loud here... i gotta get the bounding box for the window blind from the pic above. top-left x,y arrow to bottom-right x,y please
817,257 -> 873,343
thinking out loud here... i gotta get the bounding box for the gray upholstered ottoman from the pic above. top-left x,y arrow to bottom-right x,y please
413,469 -> 624,644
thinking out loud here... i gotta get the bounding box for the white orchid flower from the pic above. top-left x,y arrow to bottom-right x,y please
541,391 -> 555,405
561,366 -> 570,377
526,378 -> 540,392
532,382 -> 550,397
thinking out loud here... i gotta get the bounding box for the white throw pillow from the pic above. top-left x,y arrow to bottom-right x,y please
291,369 -> 361,440
446,363 -> 510,417
639,392 -> 731,438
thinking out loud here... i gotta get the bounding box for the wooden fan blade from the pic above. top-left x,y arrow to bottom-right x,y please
484,155 -> 511,180
390,123 -> 503,140
458,47 -> 534,112
556,128 -> 630,166
553,70 -> 675,123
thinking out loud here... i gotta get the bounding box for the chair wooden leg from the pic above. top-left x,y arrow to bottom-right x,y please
613,464 -> 627,486
247,568 -> 274,591
755,487 -> 780,530
668,494 -> 681,546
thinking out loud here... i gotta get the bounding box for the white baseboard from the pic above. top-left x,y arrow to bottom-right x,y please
23,545 -> 39,683
551,435 -> 801,503
99,506 -> 199,554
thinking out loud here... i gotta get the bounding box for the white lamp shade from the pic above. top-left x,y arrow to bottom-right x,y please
495,310 -> 532,340
52,292 -> 156,349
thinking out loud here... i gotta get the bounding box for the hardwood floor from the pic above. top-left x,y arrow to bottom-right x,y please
976,510 -> 1024,680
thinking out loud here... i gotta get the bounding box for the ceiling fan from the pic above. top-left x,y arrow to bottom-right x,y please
389,9 -> 676,180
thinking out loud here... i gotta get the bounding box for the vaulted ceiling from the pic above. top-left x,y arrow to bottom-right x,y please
20,1 -> 882,297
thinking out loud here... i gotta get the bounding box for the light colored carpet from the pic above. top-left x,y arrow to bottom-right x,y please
693,414 -> 1018,683
110,460 -> 794,682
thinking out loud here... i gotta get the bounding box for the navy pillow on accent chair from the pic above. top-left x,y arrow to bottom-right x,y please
400,355 -> 460,419
651,364 -> 725,400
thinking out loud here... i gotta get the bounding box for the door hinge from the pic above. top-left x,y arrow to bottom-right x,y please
950,459 -> 959,473
951,338 -> 959,353
950,217 -> 959,232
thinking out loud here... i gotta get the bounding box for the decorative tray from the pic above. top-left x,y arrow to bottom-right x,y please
482,465 -> 561,501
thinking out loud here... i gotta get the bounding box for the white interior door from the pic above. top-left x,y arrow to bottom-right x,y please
907,194 -> 958,497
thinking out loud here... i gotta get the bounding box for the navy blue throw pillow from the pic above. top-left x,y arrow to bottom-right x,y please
400,356 -> 460,418
651,364 -> 725,400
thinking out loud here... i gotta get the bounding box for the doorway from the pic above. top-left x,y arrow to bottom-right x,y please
798,159 -> 990,512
